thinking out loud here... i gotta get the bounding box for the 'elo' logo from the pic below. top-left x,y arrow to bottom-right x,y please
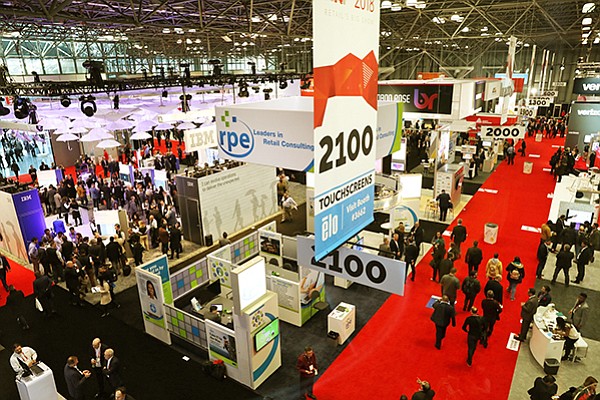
218,111 -> 255,158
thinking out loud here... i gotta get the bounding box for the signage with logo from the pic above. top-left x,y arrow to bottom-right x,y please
297,236 -> 405,295
378,84 -> 454,114
552,82 -> 567,88
542,90 -> 558,98
519,107 -> 536,118
184,125 -> 217,153
484,80 -> 501,101
480,125 -> 526,139
528,97 -> 553,107
313,0 -> 379,260
574,78 -> 600,95
565,102 -> 600,150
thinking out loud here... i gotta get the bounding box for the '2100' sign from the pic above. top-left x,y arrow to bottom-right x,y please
480,125 -> 526,140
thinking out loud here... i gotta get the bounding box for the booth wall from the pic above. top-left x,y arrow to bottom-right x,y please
231,232 -> 260,265
170,258 -> 209,299
0,191 -> 28,263
165,304 -> 208,349
12,189 -> 46,251
565,102 -> 600,150
198,165 -> 277,241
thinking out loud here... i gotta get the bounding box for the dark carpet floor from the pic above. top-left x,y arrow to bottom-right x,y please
0,287 -> 261,400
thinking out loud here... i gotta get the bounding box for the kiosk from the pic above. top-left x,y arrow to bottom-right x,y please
15,362 -> 59,400
530,305 -> 565,367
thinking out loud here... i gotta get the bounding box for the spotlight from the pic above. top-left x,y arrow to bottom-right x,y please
82,60 -> 105,87
113,94 -> 120,110
238,82 -> 249,98
279,79 -> 288,90
28,103 -> 38,124
300,80 -> 311,90
13,96 -> 31,119
60,95 -> 71,108
79,95 -> 97,117
247,61 -> 256,75
0,98 -> 10,116
32,71 -> 41,83
208,59 -> 223,76
263,88 -> 273,100
161,90 -> 168,98
179,94 -> 192,112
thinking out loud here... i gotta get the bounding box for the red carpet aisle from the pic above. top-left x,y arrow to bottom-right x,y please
315,137 -> 563,400
0,259 -> 35,307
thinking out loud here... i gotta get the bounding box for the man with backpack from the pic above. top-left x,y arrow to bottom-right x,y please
461,271 -> 481,312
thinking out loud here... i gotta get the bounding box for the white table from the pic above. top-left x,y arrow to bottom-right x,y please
529,308 -> 565,367
16,362 -> 60,400
327,302 -> 356,345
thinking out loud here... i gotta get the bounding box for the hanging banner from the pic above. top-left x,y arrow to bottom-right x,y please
528,97 -> 553,107
184,125 -> 217,152
297,236 -> 405,295
136,255 -> 172,344
313,0 -> 380,260
480,125 -> 526,140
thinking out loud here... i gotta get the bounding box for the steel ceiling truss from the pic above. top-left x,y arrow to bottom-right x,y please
0,0 -> 597,71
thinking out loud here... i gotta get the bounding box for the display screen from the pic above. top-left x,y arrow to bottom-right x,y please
566,209 -> 594,224
236,258 -> 267,311
254,318 -> 279,352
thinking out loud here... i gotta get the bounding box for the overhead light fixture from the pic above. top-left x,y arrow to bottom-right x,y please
432,17 -> 445,24
450,14 -> 463,22
595,37 -> 600,44
161,90 -> 168,98
583,2 -> 595,13
381,0 -> 392,9
279,79 -> 288,90
462,26 -> 470,33
13,96 -> 31,119
480,26 -> 488,32
238,82 -> 249,98
583,26 -> 591,31
583,17 -> 593,25
221,35 -> 232,42
60,95 -> 71,107
391,3 -> 402,11
263,88 -> 273,101
79,95 -> 97,117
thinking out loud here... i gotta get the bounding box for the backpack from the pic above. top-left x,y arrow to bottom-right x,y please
488,263 -> 497,277
463,278 -> 477,294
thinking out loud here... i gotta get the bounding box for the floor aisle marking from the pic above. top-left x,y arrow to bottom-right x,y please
506,333 -> 520,351
547,193 -> 554,198
529,154 -> 541,158
543,168 -> 551,172
477,188 -> 499,194
552,145 -> 561,148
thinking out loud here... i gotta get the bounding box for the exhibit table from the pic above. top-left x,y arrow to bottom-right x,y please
530,306 -> 565,367
327,302 -> 356,345
16,362 -> 59,400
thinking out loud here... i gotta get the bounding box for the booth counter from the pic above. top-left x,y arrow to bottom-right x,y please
530,305 -> 565,367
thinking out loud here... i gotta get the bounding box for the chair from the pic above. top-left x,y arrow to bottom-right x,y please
425,199 -> 438,220
573,337 -> 589,362
310,290 -> 329,316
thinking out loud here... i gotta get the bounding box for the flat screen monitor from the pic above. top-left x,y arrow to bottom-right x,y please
254,318 -> 280,352
566,209 -> 594,225
207,280 -> 221,298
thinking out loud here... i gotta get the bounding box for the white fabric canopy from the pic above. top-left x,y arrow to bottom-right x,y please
130,131 -> 152,140
177,121 -> 196,130
57,133 -> 79,142
96,139 -> 121,148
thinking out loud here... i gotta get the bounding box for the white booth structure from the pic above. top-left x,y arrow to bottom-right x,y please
530,305 -> 565,367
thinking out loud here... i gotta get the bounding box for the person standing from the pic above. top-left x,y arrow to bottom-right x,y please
115,387 -> 136,400
410,220 -> 425,254
106,237 -> 124,275
10,344 -> 38,374
64,356 -> 92,400
537,285 -> 552,307
461,271 -> 481,312
378,237 -> 393,258
276,174 -> 289,206
481,290 -> 502,342
90,338 -> 108,398
551,244 -> 574,286
296,346 -> 318,400
0,254 -> 11,291
450,219 -> 467,255
169,222 -> 182,259
568,293 -> 589,333
64,261 -> 84,307
430,295 -> 456,349
98,276 -> 112,318
485,253 -> 503,281
218,232 -> 231,247
536,240 -> 550,279
390,232 -> 403,260
103,349 -> 123,395
430,240 -> 445,282
158,224 -> 170,255
411,380 -> 435,400
484,276 -> 503,305
405,237 -> 419,282
527,375 -> 558,400
33,272 -> 55,316
28,237 -> 40,275
281,192 -> 298,223
436,190 -> 452,222
6,285 -> 29,330
440,267 -> 460,305
465,241 -> 483,274
516,288 -> 538,342
506,256 -> 525,301
573,241 -> 594,284
462,307 -> 484,366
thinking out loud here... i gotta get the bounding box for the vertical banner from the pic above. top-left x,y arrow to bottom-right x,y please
313,0 -> 380,260
136,255 -> 172,344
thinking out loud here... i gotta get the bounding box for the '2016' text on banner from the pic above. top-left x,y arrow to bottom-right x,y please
313,0 -> 380,261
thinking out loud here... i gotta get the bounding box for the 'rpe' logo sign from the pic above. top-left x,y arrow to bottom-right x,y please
217,110 -> 255,158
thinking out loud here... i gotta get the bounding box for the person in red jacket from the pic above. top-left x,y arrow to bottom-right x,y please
296,346 -> 318,399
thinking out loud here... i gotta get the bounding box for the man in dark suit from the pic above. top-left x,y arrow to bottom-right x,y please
430,295 -> 456,349
573,241 -> 594,284
450,219 -> 467,254
483,276 -> 503,305
33,272 -> 55,316
481,290 -> 502,342
378,237 -> 393,258
515,288 -> 538,342
410,220 -> 425,254
436,190 -> 452,222
103,348 -> 123,394
551,244 -> 574,286
465,241 -> 483,274
90,338 -> 108,398
64,356 -> 91,400
404,237 -> 419,282
462,307 -> 484,366
536,240 -> 550,279
0,254 -> 11,291
114,387 -> 136,400
389,233 -> 402,260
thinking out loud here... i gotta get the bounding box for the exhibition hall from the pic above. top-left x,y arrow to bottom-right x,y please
0,1 -> 599,400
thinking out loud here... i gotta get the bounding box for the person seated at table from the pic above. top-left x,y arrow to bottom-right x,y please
205,305 -> 222,324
